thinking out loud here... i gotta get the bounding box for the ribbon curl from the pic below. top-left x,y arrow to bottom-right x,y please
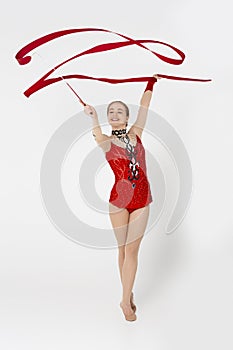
15,27 -> 211,105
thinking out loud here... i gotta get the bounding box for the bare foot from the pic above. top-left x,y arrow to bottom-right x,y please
120,302 -> 137,321
130,292 -> 137,313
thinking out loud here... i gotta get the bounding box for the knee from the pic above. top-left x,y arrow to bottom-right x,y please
118,245 -> 126,257
125,243 -> 139,258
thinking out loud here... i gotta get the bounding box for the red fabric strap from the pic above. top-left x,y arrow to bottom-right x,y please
15,27 -> 211,105
144,77 -> 157,92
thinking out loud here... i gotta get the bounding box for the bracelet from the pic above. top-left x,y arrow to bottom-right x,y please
144,77 -> 157,92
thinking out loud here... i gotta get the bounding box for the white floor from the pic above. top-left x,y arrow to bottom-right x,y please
1,215 -> 232,350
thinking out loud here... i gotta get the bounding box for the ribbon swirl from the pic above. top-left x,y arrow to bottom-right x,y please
15,27 -> 211,105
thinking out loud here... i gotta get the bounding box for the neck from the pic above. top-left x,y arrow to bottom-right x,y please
112,126 -> 126,131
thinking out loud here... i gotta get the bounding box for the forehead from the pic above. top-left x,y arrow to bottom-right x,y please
109,103 -> 125,110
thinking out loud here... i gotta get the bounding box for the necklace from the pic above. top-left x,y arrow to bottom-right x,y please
112,128 -> 127,138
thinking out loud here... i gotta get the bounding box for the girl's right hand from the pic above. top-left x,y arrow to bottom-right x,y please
84,104 -> 97,118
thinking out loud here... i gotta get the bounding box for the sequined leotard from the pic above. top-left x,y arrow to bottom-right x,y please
105,134 -> 153,214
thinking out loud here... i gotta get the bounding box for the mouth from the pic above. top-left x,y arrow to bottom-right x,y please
111,119 -> 120,121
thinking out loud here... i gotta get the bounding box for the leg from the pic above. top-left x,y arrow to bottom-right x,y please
109,202 -> 129,283
121,205 -> 150,306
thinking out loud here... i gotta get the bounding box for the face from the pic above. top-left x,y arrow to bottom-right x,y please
107,102 -> 129,129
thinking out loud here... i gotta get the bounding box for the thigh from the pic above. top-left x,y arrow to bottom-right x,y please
109,203 -> 129,247
126,205 -> 150,246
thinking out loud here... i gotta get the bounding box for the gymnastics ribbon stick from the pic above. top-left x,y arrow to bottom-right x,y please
28,51 -> 87,106
15,27 -> 211,105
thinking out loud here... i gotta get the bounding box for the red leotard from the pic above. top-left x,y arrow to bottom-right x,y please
105,134 -> 153,213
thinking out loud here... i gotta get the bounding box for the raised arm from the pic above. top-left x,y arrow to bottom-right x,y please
84,104 -> 109,150
128,74 -> 161,138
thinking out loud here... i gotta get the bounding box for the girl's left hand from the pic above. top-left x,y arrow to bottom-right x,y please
153,74 -> 162,80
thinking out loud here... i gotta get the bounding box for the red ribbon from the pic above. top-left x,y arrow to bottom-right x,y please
15,27 -> 211,105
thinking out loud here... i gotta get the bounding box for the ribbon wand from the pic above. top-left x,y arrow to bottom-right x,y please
33,51 -> 87,107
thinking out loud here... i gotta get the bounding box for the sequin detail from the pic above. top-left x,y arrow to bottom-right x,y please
120,134 -> 140,188
105,134 -> 153,211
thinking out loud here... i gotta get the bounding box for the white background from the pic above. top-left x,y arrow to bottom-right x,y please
1,0 -> 233,349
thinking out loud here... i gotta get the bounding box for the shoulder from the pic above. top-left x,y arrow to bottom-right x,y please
95,133 -> 112,153
94,133 -> 111,143
102,134 -> 111,140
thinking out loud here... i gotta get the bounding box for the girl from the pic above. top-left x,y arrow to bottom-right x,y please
84,74 -> 161,321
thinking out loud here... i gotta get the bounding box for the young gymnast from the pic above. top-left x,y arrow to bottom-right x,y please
84,74 -> 161,321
